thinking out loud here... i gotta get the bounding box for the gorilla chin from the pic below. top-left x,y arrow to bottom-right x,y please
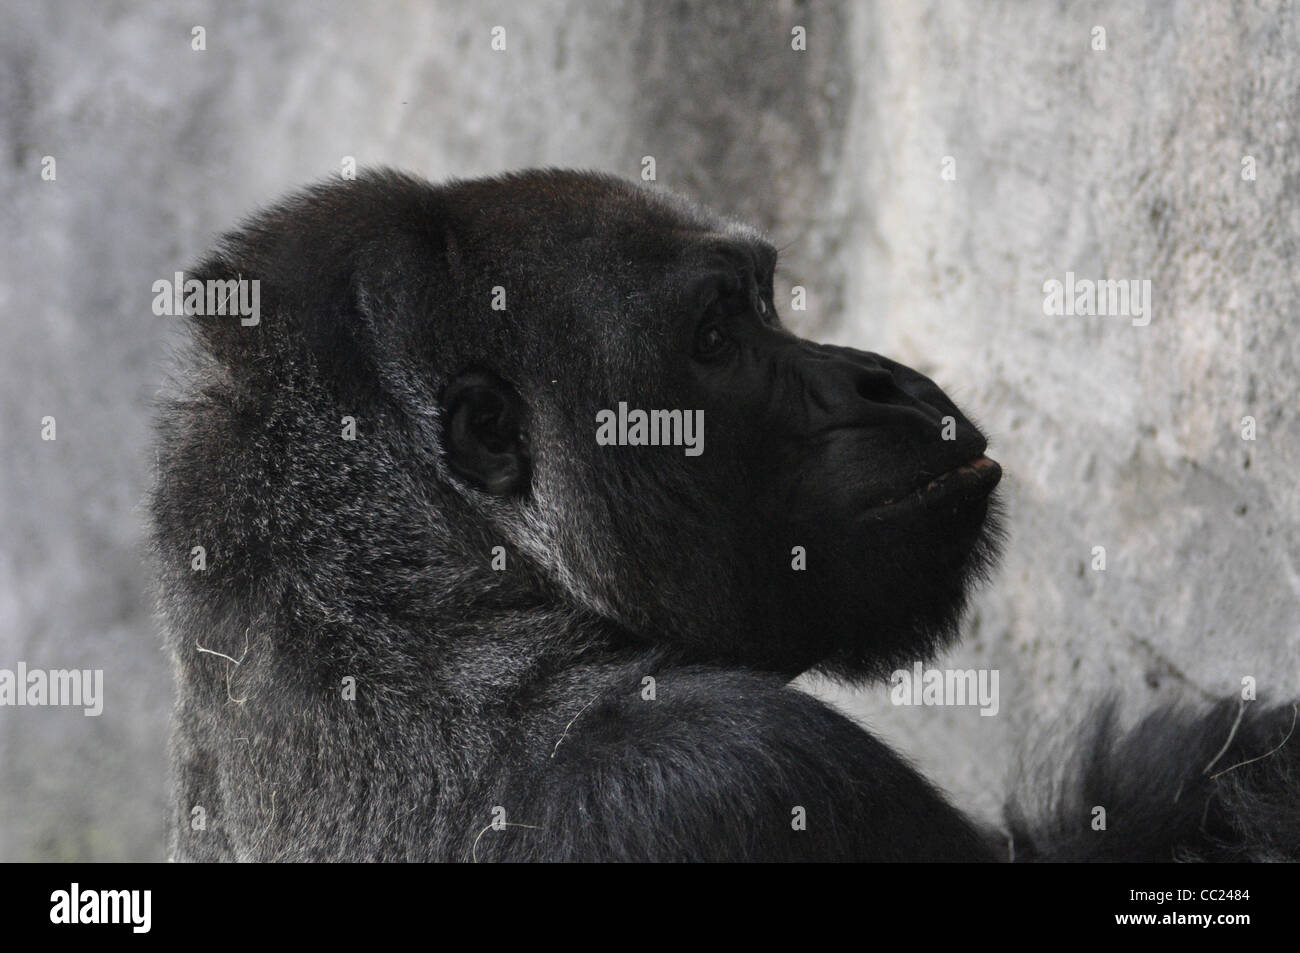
835,469 -> 1004,682
743,360 -> 1005,681
770,455 -> 1005,684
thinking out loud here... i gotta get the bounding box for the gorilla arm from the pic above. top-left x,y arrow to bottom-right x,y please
469,666 -> 999,862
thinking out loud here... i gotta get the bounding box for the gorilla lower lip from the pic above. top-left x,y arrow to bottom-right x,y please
919,456 -> 1001,507
872,456 -> 1001,512
924,456 -> 999,491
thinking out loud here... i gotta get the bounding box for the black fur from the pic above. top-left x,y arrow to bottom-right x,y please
152,169 -> 1297,861
1009,699 -> 1300,862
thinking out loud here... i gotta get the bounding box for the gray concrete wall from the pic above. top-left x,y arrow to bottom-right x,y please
1,0 -> 1296,858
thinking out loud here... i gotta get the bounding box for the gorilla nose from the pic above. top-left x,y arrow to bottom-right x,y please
799,344 -> 972,440
821,350 -> 939,418
852,361 -> 895,399
853,352 -> 963,420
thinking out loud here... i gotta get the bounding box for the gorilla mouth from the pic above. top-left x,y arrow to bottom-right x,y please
871,456 -> 1002,513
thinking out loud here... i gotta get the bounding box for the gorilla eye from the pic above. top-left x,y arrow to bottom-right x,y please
694,320 -> 731,360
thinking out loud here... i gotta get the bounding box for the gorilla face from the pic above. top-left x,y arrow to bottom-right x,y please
429,171 -> 1003,680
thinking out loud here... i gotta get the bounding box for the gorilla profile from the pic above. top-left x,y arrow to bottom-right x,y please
152,169 -> 1299,861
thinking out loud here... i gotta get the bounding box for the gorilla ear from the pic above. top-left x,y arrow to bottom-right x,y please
441,371 -> 531,496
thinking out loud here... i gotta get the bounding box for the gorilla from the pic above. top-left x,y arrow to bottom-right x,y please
152,169 -> 1300,861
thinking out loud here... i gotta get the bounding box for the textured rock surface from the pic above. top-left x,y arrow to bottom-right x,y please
1,0 -> 1295,858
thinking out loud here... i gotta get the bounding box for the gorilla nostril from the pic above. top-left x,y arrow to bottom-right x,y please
855,368 -> 899,403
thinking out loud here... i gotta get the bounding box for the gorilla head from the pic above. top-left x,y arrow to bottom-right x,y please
164,169 -> 1001,690
441,171 -> 1001,679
